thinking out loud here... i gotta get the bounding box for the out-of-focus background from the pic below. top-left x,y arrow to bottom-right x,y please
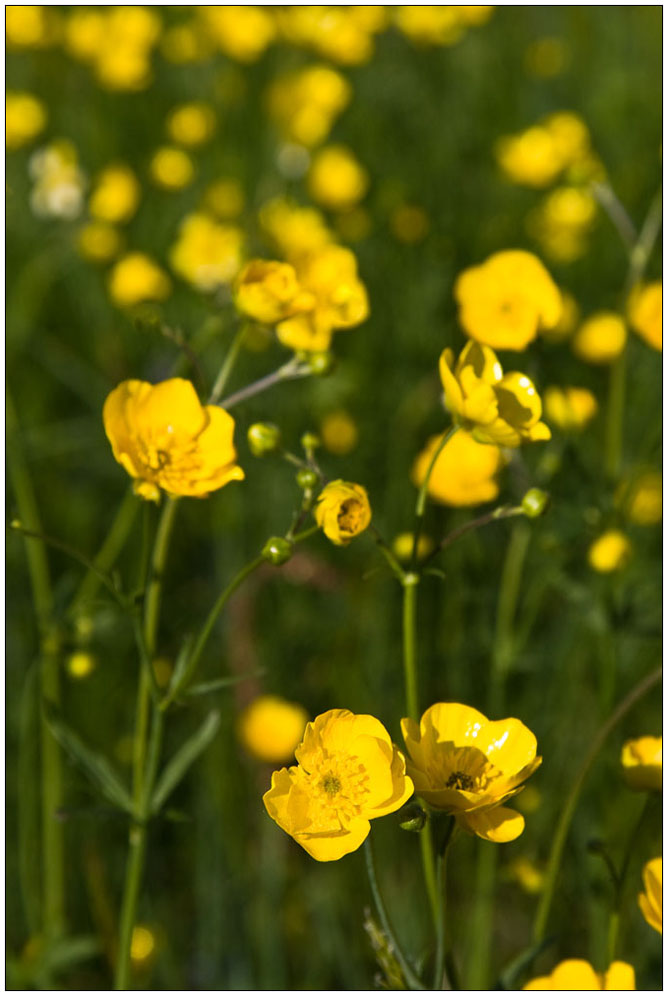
7,6 -> 662,990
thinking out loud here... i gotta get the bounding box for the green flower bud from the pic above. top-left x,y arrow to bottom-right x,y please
261,536 -> 294,566
522,488 -> 550,519
296,468 -> 319,490
307,351 -> 336,376
300,431 -> 321,452
248,422 -> 282,457
397,801 -> 427,833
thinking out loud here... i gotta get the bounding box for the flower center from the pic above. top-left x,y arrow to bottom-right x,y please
321,773 -> 342,796
445,770 -> 474,790
338,498 -> 363,532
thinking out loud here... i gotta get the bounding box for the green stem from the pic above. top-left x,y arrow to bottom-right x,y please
411,425 -> 457,566
69,486 -> 138,616
401,575 -> 421,723
605,344 -> 627,481
607,795 -> 652,962
423,504 -> 525,568
208,323 -> 247,404
219,358 -> 311,410
533,667 -> 662,944
363,839 -> 426,991
433,817 -> 457,989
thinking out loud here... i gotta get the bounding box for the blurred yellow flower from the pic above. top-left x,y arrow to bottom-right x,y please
392,532 -> 434,562
103,378 -> 244,501
621,736 -> 662,792
66,652 -> 96,679
238,695 -> 309,763
618,470 -> 662,526
440,341 -> 551,447
266,64 -> 351,147
395,6 -> 466,46
169,214 -> 243,293
263,708 -> 413,860
455,250 -> 562,351
587,530 -> 631,573
198,5 -> 276,62
77,222 -> 123,263
167,102 -> 216,147
234,259 -> 312,325
160,22 -> 213,63
390,204 -> 431,244
130,924 -> 156,964
412,430 -> 504,506
6,92 -> 47,150
89,164 -> 140,224
572,312 -> 627,364
65,7 -> 161,91
527,186 -> 597,263
149,146 -> 195,190
544,386 -> 598,432
63,9 -> 106,60
29,140 -> 86,220
203,178 -> 245,220
6,5 -> 57,48
320,410 -> 359,455
540,290 -> 579,343
308,145 -> 369,212
508,856 -> 545,895
315,480 -> 371,546
401,702 -> 541,842
108,252 -> 171,307
524,960 -> 635,990
276,7 -> 376,65
628,281 -> 662,351
638,857 -> 662,935
496,112 -> 592,188
260,198 -> 333,259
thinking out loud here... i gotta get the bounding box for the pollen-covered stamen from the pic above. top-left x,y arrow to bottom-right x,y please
321,773 -> 342,796
446,770 -> 474,790
337,498 -> 364,532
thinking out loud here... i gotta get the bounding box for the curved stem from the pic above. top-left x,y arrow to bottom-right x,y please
533,667 -> 662,943
208,323 -> 247,404
411,425 -> 457,566
219,358 -> 311,410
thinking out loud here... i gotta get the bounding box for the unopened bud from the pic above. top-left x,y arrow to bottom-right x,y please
296,468 -> 319,490
300,431 -> 321,452
522,488 -> 550,519
247,422 -> 282,457
307,351 -> 335,376
261,536 -> 294,566
397,801 -> 427,833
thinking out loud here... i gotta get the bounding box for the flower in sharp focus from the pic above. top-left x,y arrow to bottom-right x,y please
103,378 -> 244,501
543,386 -> 598,432
234,259 -> 314,325
238,695 -> 309,764
454,249 -> 562,350
439,341 -> 551,447
411,430 -> 504,506
523,959 -> 636,990
621,736 -> 662,792
638,857 -> 662,934
263,708 -> 413,861
628,281 -> 662,351
587,530 -> 631,573
401,702 -> 541,842
315,480 -> 371,546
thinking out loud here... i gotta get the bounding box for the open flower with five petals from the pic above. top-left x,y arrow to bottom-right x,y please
263,709 -> 413,861
439,341 -> 551,447
401,702 -> 541,842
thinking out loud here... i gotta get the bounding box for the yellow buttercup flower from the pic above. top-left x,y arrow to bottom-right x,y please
149,147 -> 195,190
618,470 -> 662,526
315,480 -> 371,546
103,378 -> 244,501
65,7 -> 162,91
234,260 -> 313,325
587,530 -> 632,573
524,959 -> 635,990
572,312 -> 627,364
169,214 -> 243,293
539,290 -> 579,343
544,386 -> 598,432
263,708 -> 413,861
412,430 -> 504,507
638,857 -> 662,935
455,250 -> 562,351
130,924 -> 156,965
266,64 -> 351,147
401,702 -> 541,842
439,341 -> 551,447
275,7 -> 376,65
198,5 -> 276,62
166,102 -> 216,147
260,198 -> 333,260
238,695 -> 309,764
621,736 -> 662,792
6,5 -> 57,48
526,186 -> 597,263
308,145 -> 369,212
29,140 -> 86,220
89,164 -> 140,224
628,281 -> 662,351
395,6 -> 466,46
77,222 -> 123,263
508,856 -> 545,895
108,252 -> 171,308
320,410 -> 359,456
496,112 -> 593,188
6,92 -> 47,150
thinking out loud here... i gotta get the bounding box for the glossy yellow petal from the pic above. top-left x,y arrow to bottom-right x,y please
439,348 -> 465,417
602,962 -> 636,990
459,805 -> 525,842
370,747 -> 414,816
476,718 -> 538,774
419,701 -> 489,746
621,736 -> 662,791
638,856 -> 662,934
298,816 -> 370,861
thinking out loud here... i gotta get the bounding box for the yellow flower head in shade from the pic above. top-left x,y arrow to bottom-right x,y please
543,386 -> 598,432
238,695 -> 309,764
77,222 -> 123,264
496,112 -> 592,189
260,198 -> 333,260
587,530 -> 632,573
234,260 -> 313,326
618,470 -> 662,526
203,178 -> 245,220
320,410 -> 359,456
401,702 -> 541,842
639,857 -> 662,935
455,250 -> 562,351
68,7 -> 162,92
276,245 -> 369,353
263,708 -> 414,861
572,312 -> 627,364
6,5 -> 57,48
103,378 -> 244,502
130,924 -> 156,965
439,341 -> 551,448
308,145 -> 370,212
198,5 -> 276,62
149,146 -> 194,190
166,102 -> 216,147
169,213 -> 243,293
108,252 -> 171,308
6,92 -> 47,150
89,164 -> 140,224
412,430 -> 504,507
315,480 -> 371,546
526,186 -> 597,263
628,281 -> 662,351
395,6 -> 467,46
621,736 -> 662,792
266,64 -> 352,147
524,959 -> 635,990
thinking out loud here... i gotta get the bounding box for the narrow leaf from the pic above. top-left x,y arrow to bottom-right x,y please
166,633 -> 195,698
151,710 -> 221,815
186,670 -> 265,697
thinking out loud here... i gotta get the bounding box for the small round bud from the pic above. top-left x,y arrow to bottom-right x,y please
522,488 -> 550,519
301,431 -> 321,452
307,351 -> 335,376
247,422 -> 282,457
262,536 -> 294,566
10,519 -> 22,529
296,468 -> 319,490
397,801 -> 427,833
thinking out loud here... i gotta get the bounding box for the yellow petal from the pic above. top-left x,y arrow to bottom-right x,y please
602,962 -> 636,990
134,378 -> 206,439
438,348 -> 465,417
419,702 -> 489,746
297,816 -> 370,861
477,717 -> 538,774
549,959 -> 603,989
370,747 -> 414,817
460,805 -> 525,842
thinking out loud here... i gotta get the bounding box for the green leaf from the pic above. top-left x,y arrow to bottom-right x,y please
151,710 -> 221,815
496,936 -> 556,990
41,935 -> 102,973
186,670 -> 265,698
43,704 -> 133,815
165,633 -> 195,699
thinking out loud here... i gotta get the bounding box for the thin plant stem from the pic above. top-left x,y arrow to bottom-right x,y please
401,575 -> 421,723
411,425 -> 457,566
433,817 -> 457,990
607,795 -> 652,962
208,323 -> 247,404
591,182 -> 637,252
69,486 -> 138,615
423,504 -> 525,568
605,345 -> 627,480
533,667 -> 662,943
363,839 -> 426,991
219,358 -> 311,410
627,187 -> 662,291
